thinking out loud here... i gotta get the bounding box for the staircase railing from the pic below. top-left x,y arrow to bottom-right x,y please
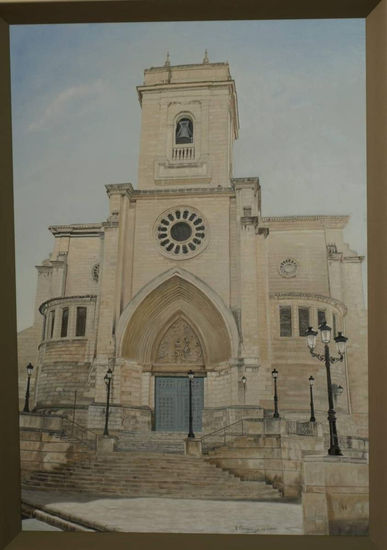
199,419 -> 247,454
59,415 -> 98,450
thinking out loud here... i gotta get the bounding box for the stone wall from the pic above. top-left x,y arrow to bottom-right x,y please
87,403 -> 152,433
17,325 -> 40,409
35,359 -> 92,408
205,418 -> 324,499
19,414 -> 91,480
302,455 -> 369,535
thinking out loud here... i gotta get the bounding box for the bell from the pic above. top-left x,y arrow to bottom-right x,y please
176,119 -> 193,142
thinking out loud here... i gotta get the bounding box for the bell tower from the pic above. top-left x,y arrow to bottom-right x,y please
136,54 -> 239,189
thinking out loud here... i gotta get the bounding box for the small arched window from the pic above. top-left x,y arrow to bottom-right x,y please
175,117 -> 193,144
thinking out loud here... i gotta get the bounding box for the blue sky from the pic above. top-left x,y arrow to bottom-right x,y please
10,20 -> 366,330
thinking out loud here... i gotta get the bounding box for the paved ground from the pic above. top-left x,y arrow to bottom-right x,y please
22,489 -> 303,534
22,518 -> 62,531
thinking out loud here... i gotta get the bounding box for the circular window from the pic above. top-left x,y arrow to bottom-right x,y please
170,221 -> 192,242
154,207 -> 208,259
279,258 -> 298,278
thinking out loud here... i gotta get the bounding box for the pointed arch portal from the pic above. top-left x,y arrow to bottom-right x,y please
117,269 -> 238,368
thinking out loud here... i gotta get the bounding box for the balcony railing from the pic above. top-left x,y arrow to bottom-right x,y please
172,145 -> 195,161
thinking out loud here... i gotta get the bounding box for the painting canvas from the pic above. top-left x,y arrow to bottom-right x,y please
11,19 -> 368,535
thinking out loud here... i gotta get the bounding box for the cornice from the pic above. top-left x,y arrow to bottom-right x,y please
144,62 -> 230,73
262,215 -> 349,230
231,177 -> 260,189
135,186 -> 235,199
137,79 -> 236,98
270,291 -> 347,315
105,183 -> 135,197
39,295 -> 97,314
49,224 -> 103,237
106,183 -> 236,200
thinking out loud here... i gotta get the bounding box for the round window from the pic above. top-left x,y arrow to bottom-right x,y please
279,258 -> 298,278
170,221 -> 192,242
154,207 -> 208,259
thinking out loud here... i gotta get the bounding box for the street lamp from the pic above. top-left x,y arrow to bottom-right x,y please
23,363 -> 34,413
103,367 -> 113,436
305,324 -> 348,456
271,368 -> 280,419
187,370 -> 195,438
308,376 -> 316,422
241,375 -> 247,404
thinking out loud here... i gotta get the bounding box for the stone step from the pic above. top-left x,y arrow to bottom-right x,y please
23,484 -> 279,500
51,459 -> 235,471
24,480 -> 278,497
22,447 -> 282,501
24,486 -> 281,501
116,432 -> 198,454
29,472 -> 240,484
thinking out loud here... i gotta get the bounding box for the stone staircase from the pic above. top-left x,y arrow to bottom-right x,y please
116,431 -> 190,454
205,434 -> 282,481
22,450 -> 282,501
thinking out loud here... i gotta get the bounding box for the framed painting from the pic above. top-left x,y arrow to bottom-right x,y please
0,1 -> 385,550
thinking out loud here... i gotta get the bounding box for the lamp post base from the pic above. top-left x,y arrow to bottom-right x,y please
328,447 -> 343,456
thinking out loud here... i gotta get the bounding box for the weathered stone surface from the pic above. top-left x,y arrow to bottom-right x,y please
16,57 -> 368,535
302,455 -> 369,535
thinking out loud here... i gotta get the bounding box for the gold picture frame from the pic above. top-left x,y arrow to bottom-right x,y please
0,1 -> 385,549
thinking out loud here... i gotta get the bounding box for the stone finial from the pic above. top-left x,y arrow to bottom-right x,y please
203,49 -> 209,64
164,51 -> 171,67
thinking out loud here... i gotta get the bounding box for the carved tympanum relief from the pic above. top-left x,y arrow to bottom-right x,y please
156,318 -> 203,364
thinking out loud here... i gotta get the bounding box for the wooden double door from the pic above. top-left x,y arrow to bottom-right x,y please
154,376 -> 204,432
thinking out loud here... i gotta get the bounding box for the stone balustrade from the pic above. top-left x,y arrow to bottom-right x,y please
172,145 -> 195,161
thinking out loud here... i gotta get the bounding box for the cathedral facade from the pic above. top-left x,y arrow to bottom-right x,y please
18,59 -> 368,438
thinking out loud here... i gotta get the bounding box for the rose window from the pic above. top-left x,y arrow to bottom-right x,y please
155,207 -> 208,259
279,258 -> 298,278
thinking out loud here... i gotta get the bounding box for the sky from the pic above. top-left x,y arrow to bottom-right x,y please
10,20 -> 366,331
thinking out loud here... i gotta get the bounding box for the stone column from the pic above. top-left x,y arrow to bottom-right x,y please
234,179 -> 262,407
341,256 -> 368,431
239,216 -> 260,364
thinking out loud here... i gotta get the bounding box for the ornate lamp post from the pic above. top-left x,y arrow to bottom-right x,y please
187,370 -> 195,438
308,376 -> 316,422
103,368 -> 113,436
23,363 -> 34,413
241,375 -> 247,404
271,368 -> 280,418
305,324 -> 348,456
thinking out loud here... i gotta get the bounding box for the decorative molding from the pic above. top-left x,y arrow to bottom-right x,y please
91,263 -> 100,282
270,292 -> 347,315
262,215 -> 350,230
136,186 -> 234,198
342,255 -> 365,263
155,318 -> 204,365
154,206 -> 209,260
105,183 -> 135,197
231,177 -> 260,191
102,219 -> 119,229
240,215 -> 258,230
279,258 -> 298,278
49,224 -> 103,237
39,295 -> 97,315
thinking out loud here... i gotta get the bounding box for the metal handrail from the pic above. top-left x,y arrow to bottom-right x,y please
200,419 -> 245,442
59,414 -> 98,449
199,418 -> 248,453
